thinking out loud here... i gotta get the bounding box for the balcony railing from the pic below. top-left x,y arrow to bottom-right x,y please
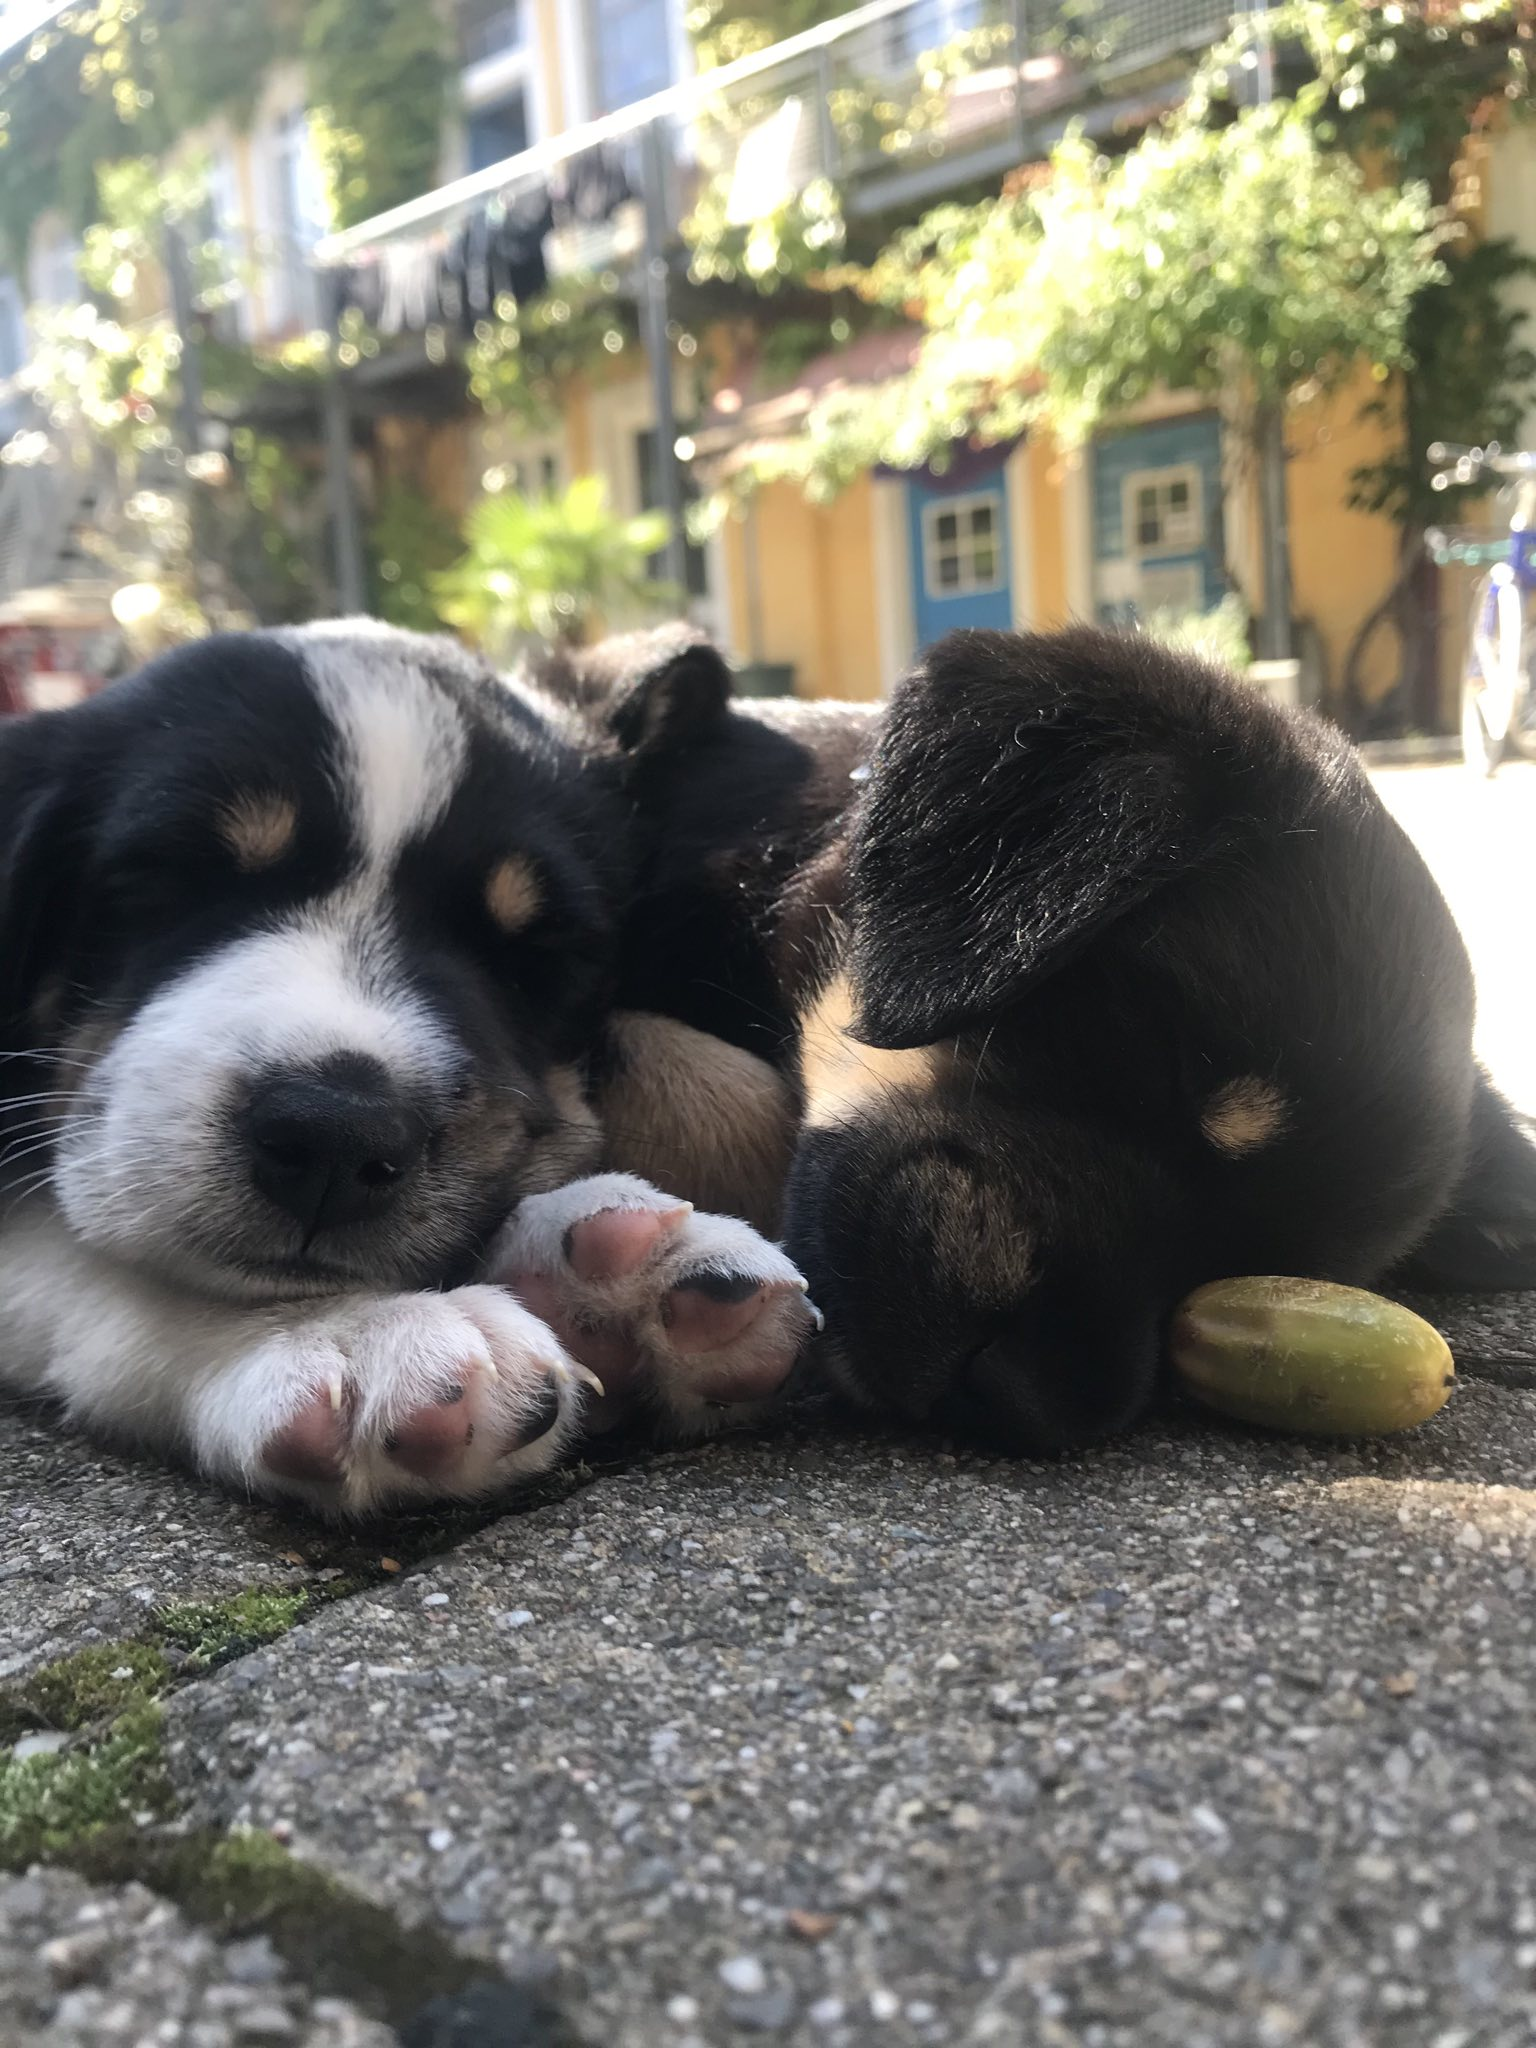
319,0 -> 1243,263
689,0 -> 1237,224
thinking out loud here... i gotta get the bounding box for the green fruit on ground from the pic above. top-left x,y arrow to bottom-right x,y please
1170,1277 -> 1455,1437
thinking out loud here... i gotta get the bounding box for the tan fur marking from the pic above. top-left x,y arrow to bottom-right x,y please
596,1011 -> 800,1237
219,793 -> 297,871
896,1150 -> 1036,1301
522,1064 -> 604,1192
486,856 -> 543,934
1201,1075 -> 1289,1158
801,978 -> 941,1131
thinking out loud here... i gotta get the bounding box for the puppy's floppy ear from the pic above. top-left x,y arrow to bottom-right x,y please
847,627 -> 1238,1048
1395,1069 -> 1536,1290
535,624 -> 732,761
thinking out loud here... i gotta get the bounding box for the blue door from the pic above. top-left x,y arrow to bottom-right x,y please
906,468 -> 1013,649
1091,415 -> 1225,626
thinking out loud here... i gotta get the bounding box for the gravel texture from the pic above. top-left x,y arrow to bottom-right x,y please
158,1382 -> 1536,2048
0,1402 -> 326,1685
1396,1291 -> 1536,1378
0,1866 -> 395,2047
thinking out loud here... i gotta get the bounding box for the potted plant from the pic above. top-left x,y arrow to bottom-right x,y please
431,477 -> 676,656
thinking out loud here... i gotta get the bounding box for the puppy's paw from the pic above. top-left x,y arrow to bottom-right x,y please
195,1287 -> 593,1516
487,1174 -> 819,1434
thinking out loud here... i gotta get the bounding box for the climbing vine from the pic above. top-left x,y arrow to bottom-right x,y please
300,0 -> 452,232
466,278 -> 640,428
0,0 -> 448,261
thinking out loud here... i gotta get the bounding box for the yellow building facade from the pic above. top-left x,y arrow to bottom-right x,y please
320,4 -> 1535,727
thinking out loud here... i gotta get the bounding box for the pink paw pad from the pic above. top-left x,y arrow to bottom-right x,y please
382,1380 -> 478,1479
263,1391 -> 347,1484
563,1203 -> 690,1283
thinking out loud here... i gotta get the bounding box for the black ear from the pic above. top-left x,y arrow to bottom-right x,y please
1394,1069 -> 1536,1290
846,628 -> 1238,1048
606,631 -> 732,758
533,625 -> 732,761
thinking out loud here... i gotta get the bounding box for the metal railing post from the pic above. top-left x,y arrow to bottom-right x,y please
638,117 -> 691,597
321,268 -> 367,616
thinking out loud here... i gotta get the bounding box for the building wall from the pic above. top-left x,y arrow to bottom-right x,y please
722,477 -> 885,700
1285,373 -> 1401,709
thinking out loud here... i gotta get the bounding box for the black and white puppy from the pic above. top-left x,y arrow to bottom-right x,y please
1,616 -> 1532,1518
0,621 -> 829,1515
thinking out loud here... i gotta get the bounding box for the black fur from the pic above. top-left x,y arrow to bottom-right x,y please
772,628 -> 1536,1445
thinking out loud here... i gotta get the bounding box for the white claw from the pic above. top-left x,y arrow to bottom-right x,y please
327,1375 -> 344,1414
805,1298 -> 826,1333
550,1354 -> 605,1399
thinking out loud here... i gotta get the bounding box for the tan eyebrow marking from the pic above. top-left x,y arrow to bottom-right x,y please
1201,1075 -> 1289,1157
219,793 -> 298,871
485,855 -> 543,933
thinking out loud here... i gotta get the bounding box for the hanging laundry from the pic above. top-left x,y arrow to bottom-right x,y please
726,98 -> 811,226
335,253 -> 385,328
485,185 -> 554,309
549,139 -> 636,229
375,235 -> 442,335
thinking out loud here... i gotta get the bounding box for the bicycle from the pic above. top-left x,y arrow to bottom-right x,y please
1426,440 -> 1536,777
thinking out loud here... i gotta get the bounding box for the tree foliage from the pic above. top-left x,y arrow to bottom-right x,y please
0,0 -> 447,259
687,0 -> 842,72
17,156 -> 324,632
301,0 -> 451,232
0,0 -> 300,263
718,99 -> 1444,504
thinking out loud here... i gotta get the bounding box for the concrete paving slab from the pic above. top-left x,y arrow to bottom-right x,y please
0,1398 -> 524,1688
0,1865 -> 395,2047
1397,1291 -> 1536,1380
0,1402 -> 326,1686
165,1384 -> 1536,2048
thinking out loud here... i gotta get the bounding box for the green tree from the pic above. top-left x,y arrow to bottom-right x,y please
431,479 -> 675,654
0,0 -> 446,257
727,101 -> 1443,652
1345,235 -> 1536,726
1204,1 -> 1536,721
688,0 -> 843,71
17,159 -> 324,632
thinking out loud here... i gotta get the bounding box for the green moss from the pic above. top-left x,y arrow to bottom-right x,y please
155,1590 -> 312,1669
0,1641 -> 171,1744
0,1705 -> 171,1868
68,1824 -> 504,2024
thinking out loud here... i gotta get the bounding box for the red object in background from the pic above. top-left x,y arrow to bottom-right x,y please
0,594 -> 121,714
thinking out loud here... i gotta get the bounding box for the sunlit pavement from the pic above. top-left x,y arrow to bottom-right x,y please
1371,756 -> 1536,1115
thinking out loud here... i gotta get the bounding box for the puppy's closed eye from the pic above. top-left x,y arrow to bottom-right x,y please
219,793 -> 298,872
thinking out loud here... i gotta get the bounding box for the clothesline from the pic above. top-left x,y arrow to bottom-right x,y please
312,0 -> 919,261
333,138 -> 639,339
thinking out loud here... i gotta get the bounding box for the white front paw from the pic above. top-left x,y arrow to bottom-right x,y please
486,1174 -> 820,1435
193,1286 -> 595,1516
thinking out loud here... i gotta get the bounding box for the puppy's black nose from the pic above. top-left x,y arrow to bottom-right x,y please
245,1065 -> 430,1234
